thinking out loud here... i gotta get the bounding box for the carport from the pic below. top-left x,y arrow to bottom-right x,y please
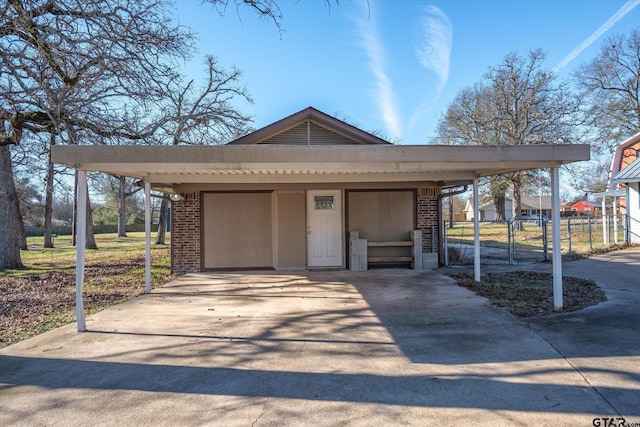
52,141 -> 589,332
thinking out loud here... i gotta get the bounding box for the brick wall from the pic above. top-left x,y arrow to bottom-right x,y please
417,187 -> 440,253
171,192 -> 200,273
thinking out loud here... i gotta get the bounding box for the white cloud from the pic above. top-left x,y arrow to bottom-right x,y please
555,0 -> 640,70
354,5 -> 402,140
415,6 -> 453,91
406,6 -> 453,140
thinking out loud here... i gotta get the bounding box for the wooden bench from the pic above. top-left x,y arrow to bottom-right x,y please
366,241 -> 414,263
349,230 -> 422,271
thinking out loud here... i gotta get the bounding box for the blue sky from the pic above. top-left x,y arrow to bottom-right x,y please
175,0 -> 640,145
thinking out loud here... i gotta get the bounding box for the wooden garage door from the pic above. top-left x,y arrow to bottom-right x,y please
202,192 -> 272,269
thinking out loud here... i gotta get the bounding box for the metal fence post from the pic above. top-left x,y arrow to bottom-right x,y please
543,218 -> 548,261
588,216 -> 593,251
567,217 -> 572,253
507,220 -> 513,265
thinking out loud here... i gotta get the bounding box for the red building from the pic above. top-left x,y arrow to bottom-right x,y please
567,199 -> 599,215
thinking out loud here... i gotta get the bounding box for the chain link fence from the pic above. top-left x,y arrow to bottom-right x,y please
444,215 -> 633,265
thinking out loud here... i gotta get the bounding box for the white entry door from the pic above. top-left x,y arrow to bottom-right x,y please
307,190 -> 343,267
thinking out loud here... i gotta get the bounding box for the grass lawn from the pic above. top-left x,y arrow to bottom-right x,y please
0,232 -> 175,348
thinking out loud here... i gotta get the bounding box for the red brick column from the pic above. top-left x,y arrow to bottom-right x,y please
171,192 -> 201,273
417,187 -> 440,253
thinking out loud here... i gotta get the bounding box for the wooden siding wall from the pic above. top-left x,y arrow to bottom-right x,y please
275,191 -> 306,268
347,191 -> 415,258
202,192 -> 273,269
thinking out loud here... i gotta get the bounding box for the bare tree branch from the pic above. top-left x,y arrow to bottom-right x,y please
434,49 -> 580,218
574,29 -> 640,149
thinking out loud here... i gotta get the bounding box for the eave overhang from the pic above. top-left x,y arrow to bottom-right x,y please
52,144 -> 590,188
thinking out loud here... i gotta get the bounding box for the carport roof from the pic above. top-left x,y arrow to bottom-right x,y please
52,144 -> 590,189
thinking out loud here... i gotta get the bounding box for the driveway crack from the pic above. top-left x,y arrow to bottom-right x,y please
251,409 -> 265,427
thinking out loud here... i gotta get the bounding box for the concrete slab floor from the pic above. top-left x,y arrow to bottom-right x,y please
1,264 -> 639,426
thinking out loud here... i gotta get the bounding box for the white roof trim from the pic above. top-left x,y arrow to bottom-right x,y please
52,144 -> 590,188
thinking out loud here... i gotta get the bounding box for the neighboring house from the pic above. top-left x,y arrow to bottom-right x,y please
603,131 -> 640,243
606,131 -> 640,215
52,107 -> 589,272
465,196 -> 552,221
567,199 -> 600,215
612,157 -> 640,242
608,131 -> 640,185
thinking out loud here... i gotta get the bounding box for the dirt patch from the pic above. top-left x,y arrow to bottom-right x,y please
448,271 -> 607,317
0,255 -> 174,347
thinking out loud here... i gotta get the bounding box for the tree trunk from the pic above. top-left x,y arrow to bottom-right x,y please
18,212 -> 27,250
117,175 -> 127,237
512,171 -> 524,231
512,171 -> 523,219
0,145 -> 25,269
493,194 -> 506,221
85,188 -> 98,250
43,133 -> 55,248
155,197 -> 168,245
490,177 -> 509,221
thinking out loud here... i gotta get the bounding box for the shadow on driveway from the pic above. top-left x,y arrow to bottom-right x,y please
1,265 -> 639,425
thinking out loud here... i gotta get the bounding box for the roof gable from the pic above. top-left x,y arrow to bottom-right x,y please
228,107 -> 391,146
608,131 -> 640,189
613,157 -> 640,183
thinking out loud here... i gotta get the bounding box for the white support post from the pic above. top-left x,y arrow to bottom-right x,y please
612,198 -> 618,245
551,167 -> 563,311
602,197 -> 609,246
473,178 -> 481,282
75,170 -> 87,332
144,181 -> 152,294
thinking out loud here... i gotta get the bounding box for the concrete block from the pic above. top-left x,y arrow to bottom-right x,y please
350,238 -> 368,271
411,230 -> 422,270
422,252 -> 438,270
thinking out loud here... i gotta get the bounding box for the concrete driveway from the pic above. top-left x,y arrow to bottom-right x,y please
1,256 -> 639,426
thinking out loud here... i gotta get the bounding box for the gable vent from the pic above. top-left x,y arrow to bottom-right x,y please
258,121 -> 362,145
